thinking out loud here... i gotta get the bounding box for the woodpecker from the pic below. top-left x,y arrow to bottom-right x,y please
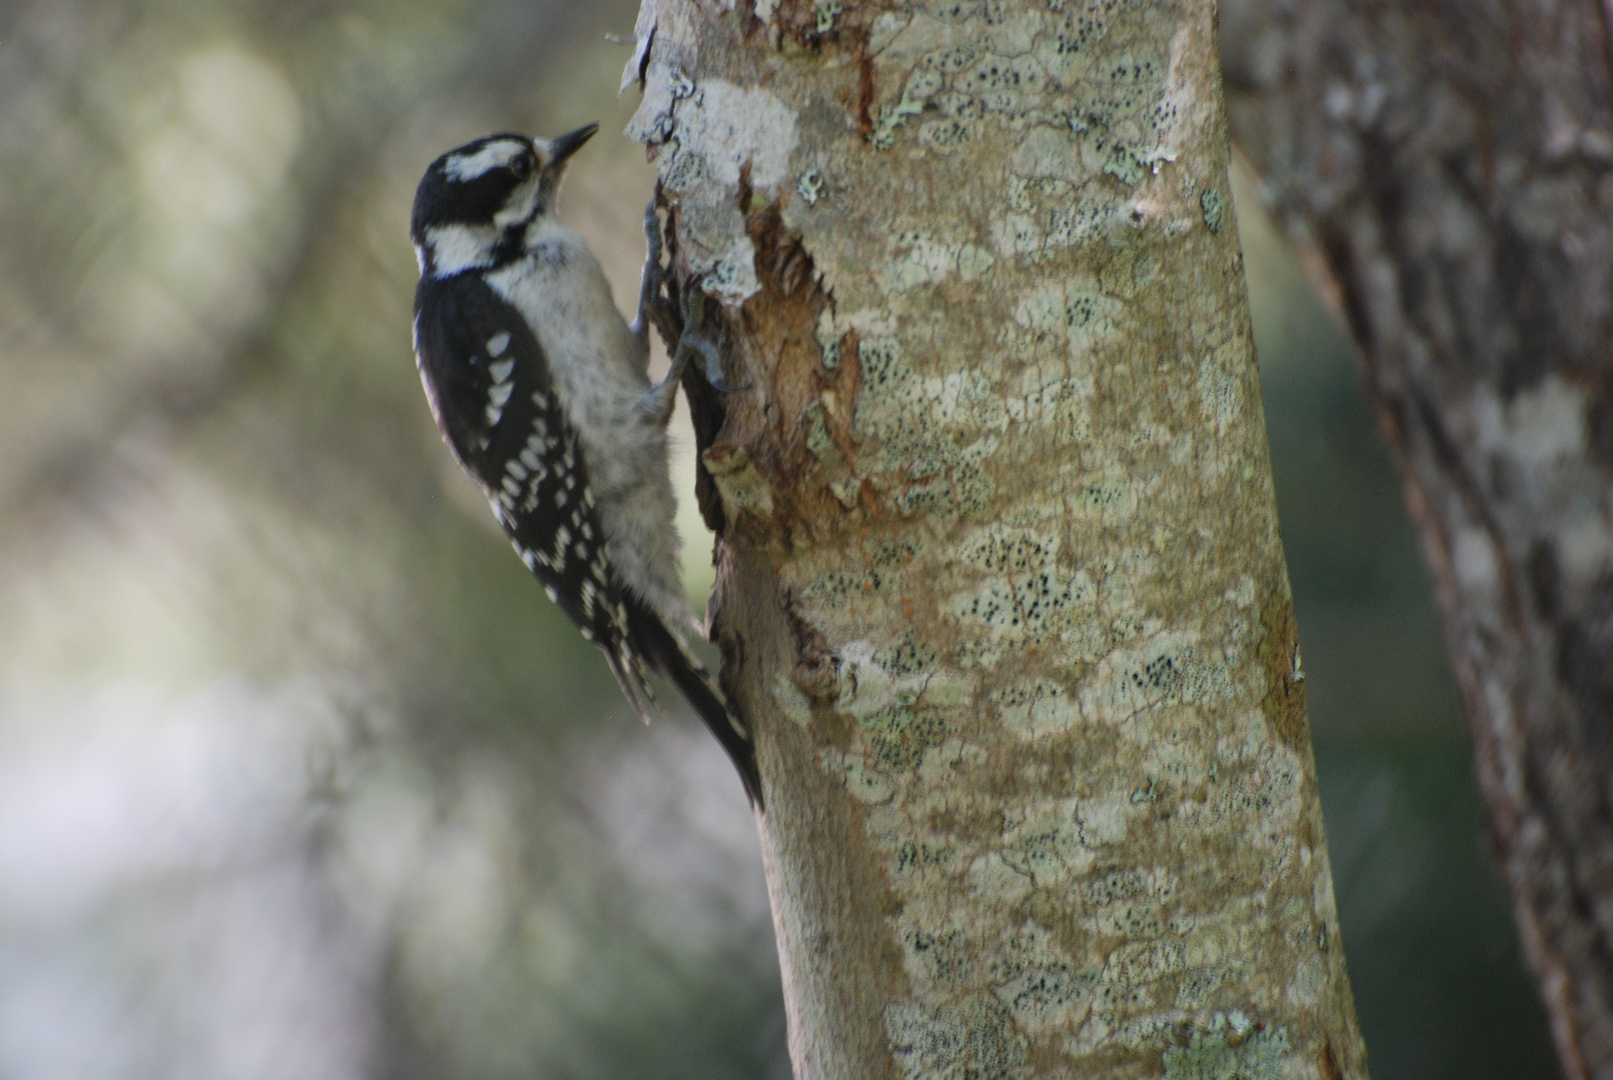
410,125 -> 760,806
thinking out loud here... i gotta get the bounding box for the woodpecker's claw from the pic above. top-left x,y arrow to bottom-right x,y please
630,201 -> 666,356
643,200 -> 663,268
633,206 -> 750,420
675,319 -> 749,394
675,282 -> 748,393
705,368 -> 749,394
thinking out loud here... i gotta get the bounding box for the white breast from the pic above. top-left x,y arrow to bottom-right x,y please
483,224 -> 691,626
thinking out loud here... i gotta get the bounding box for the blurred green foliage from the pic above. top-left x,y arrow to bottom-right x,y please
0,1 -> 1558,1077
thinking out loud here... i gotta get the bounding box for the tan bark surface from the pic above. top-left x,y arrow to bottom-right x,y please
1220,2 -> 1613,1075
629,1 -> 1368,1076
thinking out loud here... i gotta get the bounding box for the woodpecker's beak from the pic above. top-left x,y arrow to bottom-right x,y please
548,123 -> 599,168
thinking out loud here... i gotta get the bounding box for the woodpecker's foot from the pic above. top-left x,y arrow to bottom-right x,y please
676,286 -> 747,394
640,280 -> 746,421
630,199 -> 666,356
640,370 -> 680,427
638,277 -> 745,425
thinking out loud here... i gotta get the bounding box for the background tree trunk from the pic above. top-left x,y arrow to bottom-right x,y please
629,1 -> 1368,1076
1219,2 -> 1613,1076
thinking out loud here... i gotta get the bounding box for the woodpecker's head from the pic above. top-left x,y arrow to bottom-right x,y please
410,123 -> 597,278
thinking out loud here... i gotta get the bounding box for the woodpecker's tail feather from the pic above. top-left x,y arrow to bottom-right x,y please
623,595 -> 763,809
603,638 -> 661,726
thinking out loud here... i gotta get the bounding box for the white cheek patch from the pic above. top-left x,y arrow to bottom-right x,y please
443,139 -> 525,181
425,224 -> 498,276
493,181 -> 541,229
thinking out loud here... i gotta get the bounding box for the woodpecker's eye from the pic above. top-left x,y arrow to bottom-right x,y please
510,154 -> 533,180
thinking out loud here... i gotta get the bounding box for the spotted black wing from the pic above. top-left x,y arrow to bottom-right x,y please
413,273 -> 653,708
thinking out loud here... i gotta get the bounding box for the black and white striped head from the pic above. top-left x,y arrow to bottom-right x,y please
410,124 -> 597,278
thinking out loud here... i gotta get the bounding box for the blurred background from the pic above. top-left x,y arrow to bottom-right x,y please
0,1 -> 1559,1077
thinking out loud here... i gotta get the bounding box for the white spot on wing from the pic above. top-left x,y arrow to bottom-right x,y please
488,332 -> 512,357
490,358 -> 515,383
489,381 -> 515,407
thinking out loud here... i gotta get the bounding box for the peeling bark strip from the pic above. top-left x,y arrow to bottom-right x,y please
628,1 -> 1366,1076
1221,1 -> 1613,1075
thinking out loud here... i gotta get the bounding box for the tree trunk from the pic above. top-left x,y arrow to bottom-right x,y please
1219,2 -> 1613,1075
627,1 -> 1368,1076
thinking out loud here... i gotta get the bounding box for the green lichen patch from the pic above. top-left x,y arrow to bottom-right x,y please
703,444 -> 776,522
893,835 -> 957,876
877,631 -> 943,680
960,526 -> 1060,574
1174,961 -> 1244,1009
988,923 -> 1099,1030
1000,804 -> 1093,885
862,699 -> 950,772
802,399 -> 846,476
1106,937 -> 1187,987
886,997 -> 1030,1080
1162,1021 -> 1290,1080
901,923 -> 972,987
950,568 -> 1097,643
797,535 -> 927,612
1197,354 -> 1246,436
1081,634 -> 1237,720
989,677 -> 1075,734
851,334 -> 1005,520
818,746 -> 896,804
1199,186 -> 1225,235
1012,279 -> 1121,347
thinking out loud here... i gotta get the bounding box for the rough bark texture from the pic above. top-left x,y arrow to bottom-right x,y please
1219,2 -> 1613,1076
628,1 -> 1367,1076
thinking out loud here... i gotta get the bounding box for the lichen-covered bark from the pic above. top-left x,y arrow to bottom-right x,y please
1219,2 -> 1613,1075
627,1 -> 1366,1076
